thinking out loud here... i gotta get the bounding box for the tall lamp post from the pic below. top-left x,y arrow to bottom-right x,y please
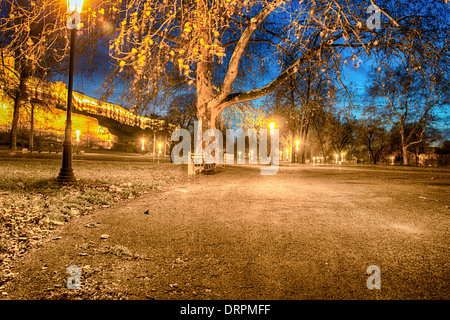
56,0 -> 84,182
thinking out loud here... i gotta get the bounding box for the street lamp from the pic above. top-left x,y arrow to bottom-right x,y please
75,129 -> 81,154
141,138 -> 145,151
295,139 -> 300,163
56,0 -> 85,182
335,153 -> 339,164
158,142 -> 162,154
269,122 -> 275,135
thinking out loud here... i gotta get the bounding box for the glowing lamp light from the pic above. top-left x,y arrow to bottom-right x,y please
75,130 -> 80,142
285,149 -> 289,160
269,122 -> 275,135
141,139 -> 145,150
341,153 -> 345,162
67,0 -> 85,13
295,140 -> 300,151
335,154 -> 339,164
158,142 -> 162,154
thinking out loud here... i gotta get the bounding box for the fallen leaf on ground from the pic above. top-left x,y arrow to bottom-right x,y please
84,222 -> 101,228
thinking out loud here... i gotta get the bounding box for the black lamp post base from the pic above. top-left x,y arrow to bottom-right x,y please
56,142 -> 76,183
56,168 -> 77,183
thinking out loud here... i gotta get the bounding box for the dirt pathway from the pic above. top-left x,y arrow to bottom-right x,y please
1,165 -> 449,300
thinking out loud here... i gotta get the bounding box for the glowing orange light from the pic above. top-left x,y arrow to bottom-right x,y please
269,122 -> 275,135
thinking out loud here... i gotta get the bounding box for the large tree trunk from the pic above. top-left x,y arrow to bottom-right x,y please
9,78 -> 26,150
400,129 -> 409,165
402,145 -> 409,165
369,149 -> 376,164
196,59 -> 217,135
301,122 -> 310,164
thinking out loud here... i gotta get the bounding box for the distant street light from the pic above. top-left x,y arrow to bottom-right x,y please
295,139 -> 300,162
269,122 -> 275,135
75,129 -> 81,154
285,148 -> 289,161
56,0 -> 85,182
341,152 -> 345,162
269,122 -> 276,160
141,138 -> 145,151
158,142 -> 162,154
335,154 -> 339,164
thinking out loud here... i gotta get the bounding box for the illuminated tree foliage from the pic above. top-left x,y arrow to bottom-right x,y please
103,0 -> 449,134
0,0 -> 68,149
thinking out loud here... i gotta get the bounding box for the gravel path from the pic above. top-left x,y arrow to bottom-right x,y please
2,165 -> 449,300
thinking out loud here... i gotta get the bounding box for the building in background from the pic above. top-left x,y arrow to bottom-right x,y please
0,71 -> 175,153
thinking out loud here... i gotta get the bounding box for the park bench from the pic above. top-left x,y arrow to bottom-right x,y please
36,141 -> 62,154
188,152 -> 216,175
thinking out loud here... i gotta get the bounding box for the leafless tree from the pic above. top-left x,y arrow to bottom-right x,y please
366,61 -> 449,165
355,117 -> 388,164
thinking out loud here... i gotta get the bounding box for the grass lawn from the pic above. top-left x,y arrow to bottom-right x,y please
0,154 -> 186,280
